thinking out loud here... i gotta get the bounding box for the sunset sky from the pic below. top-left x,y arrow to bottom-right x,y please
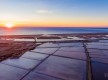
0,0 -> 108,27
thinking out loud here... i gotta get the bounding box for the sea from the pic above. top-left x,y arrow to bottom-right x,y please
0,27 -> 108,35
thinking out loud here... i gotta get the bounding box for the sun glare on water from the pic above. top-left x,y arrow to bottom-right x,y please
5,23 -> 14,28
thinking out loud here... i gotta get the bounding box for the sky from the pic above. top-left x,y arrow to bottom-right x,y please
0,0 -> 108,27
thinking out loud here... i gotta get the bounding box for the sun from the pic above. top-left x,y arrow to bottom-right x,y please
5,23 -> 14,28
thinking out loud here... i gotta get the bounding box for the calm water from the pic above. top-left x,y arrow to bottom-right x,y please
0,27 -> 108,35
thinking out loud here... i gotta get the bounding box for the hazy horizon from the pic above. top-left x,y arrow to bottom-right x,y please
0,0 -> 108,28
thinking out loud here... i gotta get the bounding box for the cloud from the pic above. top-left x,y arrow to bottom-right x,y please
36,10 -> 54,14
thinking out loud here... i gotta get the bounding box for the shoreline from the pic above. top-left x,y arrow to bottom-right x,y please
0,33 -> 108,41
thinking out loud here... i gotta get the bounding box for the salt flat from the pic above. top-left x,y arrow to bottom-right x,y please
0,34 -> 108,80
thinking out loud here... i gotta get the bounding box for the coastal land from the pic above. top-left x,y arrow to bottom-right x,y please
0,33 -> 108,80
